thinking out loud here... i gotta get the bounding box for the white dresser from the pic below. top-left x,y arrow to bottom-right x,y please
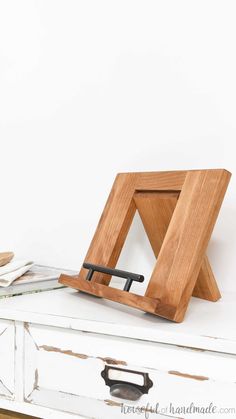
0,288 -> 235,419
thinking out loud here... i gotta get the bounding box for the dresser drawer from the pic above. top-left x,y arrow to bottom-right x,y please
0,320 -> 15,400
24,323 -> 236,418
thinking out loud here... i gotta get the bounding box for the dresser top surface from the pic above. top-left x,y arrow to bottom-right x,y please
0,288 -> 235,354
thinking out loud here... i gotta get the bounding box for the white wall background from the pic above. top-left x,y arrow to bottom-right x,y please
0,1 -> 235,292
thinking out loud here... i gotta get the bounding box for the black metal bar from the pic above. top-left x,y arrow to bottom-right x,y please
83,263 -> 144,282
86,269 -> 94,281
83,262 -> 144,292
123,278 -> 133,292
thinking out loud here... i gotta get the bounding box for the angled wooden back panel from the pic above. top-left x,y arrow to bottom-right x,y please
133,191 -> 221,303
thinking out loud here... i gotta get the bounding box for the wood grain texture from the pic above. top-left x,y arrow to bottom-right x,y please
60,169 -> 231,322
0,410 -> 36,419
78,173 -> 137,285
133,191 -> 179,256
0,252 -> 14,267
192,257 -> 221,302
135,170 -> 187,190
59,274 -> 176,318
134,192 -> 221,302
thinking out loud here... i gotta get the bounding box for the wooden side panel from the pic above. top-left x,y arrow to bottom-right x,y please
134,192 -> 221,302
145,169 -> 231,322
78,173 -> 137,285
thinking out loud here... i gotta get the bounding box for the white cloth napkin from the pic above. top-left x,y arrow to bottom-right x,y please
0,259 -> 34,287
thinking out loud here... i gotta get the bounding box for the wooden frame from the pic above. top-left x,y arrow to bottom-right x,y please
60,169 -> 231,322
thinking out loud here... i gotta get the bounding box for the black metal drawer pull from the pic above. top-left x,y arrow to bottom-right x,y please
83,263 -> 144,292
101,365 -> 153,401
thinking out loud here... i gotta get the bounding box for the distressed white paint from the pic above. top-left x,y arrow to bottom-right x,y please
26,387 -> 183,419
0,289 -> 236,418
23,323 -> 236,418
0,398 -> 83,419
0,319 -> 15,399
0,288 -> 236,353
14,321 -> 24,401
26,324 -> 236,384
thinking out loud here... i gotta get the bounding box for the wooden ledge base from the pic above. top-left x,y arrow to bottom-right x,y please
59,274 -> 180,322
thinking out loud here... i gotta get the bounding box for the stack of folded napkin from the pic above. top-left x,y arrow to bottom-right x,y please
0,252 -> 34,287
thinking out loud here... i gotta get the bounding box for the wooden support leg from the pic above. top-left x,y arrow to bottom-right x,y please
143,170 -> 230,321
134,191 -> 221,303
78,173 -> 137,285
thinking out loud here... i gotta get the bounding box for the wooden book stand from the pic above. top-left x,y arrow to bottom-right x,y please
60,169 -> 231,322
